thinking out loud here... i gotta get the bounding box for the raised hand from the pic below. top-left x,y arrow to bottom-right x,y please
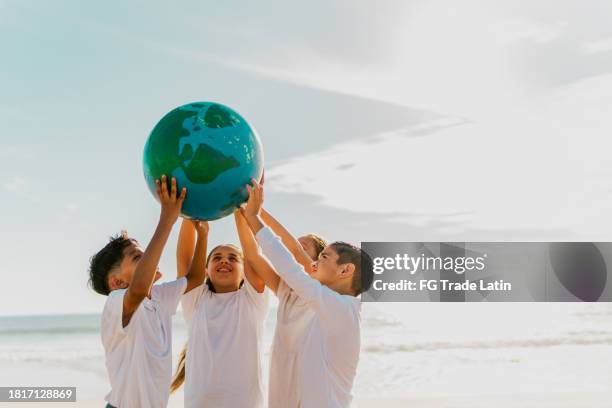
241,178 -> 265,234
155,175 -> 187,223
192,220 -> 209,236
243,178 -> 264,218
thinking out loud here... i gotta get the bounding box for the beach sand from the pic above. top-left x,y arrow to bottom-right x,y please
354,392 -> 612,408
0,359 -> 609,408
2,307 -> 611,408
1,360 -> 610,408
3,393 -> 611,408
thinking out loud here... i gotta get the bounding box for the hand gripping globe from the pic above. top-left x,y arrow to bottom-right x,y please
143,102 -> 264,220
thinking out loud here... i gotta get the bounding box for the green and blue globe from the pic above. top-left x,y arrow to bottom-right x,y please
143,102 -> 264,220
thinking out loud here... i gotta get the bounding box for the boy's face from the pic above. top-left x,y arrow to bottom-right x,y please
206,246 -> 244,291
298,236 -> 318,260
310,245 -> 353,287
107,241 -> 162,292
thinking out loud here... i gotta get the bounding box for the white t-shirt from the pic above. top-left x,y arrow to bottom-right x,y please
101,277 -> 187,408
256,227 -> 361,408
181,279 -> 269,408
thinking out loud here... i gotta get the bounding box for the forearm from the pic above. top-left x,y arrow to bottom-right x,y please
261,209 -> 313,271
123,174 -> 185,325
130,216 -> 174,297
235,212 -> 278,292
176,218 -> 196,278
255,226 -> 322,302
262,209 -> 302,254
245,213 -> 265,235
185,232 -> 207,292
235,212 -> 260,257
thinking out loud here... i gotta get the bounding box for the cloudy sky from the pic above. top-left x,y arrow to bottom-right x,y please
2,0 -> 612,315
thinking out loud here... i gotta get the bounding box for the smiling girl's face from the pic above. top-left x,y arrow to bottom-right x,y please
206,245 -> 244,293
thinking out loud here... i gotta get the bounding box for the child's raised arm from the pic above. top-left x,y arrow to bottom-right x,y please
184,221 -> 208,293
261,209 -> 314,273
242,180 -> 343,309
176,218 -> 196,279
123,176 -> 185,327
234,210 -> 279,294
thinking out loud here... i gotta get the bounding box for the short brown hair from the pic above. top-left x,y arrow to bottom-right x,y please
329,241 -> 374,296
88,231 -> 136,296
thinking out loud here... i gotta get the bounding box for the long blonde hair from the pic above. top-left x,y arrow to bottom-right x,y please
170,345 -> 187,393
304,233 -> 327,258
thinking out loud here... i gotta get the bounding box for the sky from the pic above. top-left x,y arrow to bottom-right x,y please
2,0 -> 612,315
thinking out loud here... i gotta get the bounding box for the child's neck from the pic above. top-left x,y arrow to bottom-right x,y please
215,285 -> 240,293
327,281 -> 355,297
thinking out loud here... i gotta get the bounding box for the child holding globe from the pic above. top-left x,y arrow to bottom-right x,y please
170,217 -> 269,407
237,178 -> 375,408
88,176 -> 204,408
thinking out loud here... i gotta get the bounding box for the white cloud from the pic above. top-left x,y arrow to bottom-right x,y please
75,3 -> 573,121
582,37 -> 612,54
489,19 -> 566,45
3,177 -> 25,192
191,3 -> 538,118
266,72 -> 612,238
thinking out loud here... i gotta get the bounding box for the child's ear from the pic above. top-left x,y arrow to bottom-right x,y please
108,275 -> 126,291
341,263 -> 355,279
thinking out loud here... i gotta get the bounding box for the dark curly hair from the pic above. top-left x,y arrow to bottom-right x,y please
88,231 -> 136,295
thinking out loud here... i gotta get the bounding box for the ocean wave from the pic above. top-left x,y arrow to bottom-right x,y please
0,350 -> 104,363
363,336 -> 612,353
0,327 -> 100,336
362,315 -> 403,328
0,314 -> 101,337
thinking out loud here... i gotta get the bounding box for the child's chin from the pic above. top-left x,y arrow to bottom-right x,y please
312,274 -> 326,285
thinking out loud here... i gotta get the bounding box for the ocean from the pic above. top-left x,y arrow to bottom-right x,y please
1,303 -> 611,402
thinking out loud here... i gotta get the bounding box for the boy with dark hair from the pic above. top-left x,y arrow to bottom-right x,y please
240,178 -> 374,407
88,176 -> 207,408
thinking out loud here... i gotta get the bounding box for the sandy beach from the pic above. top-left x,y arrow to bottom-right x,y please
1,342 -> 611,408
4,392 -> 611,408
2,304 -> 611,407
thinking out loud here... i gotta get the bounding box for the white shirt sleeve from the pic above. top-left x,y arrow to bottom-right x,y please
255,226 -> 356,327
152,277 -> 188,315
181,283 -> 205,324
242,277 -> 270,319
